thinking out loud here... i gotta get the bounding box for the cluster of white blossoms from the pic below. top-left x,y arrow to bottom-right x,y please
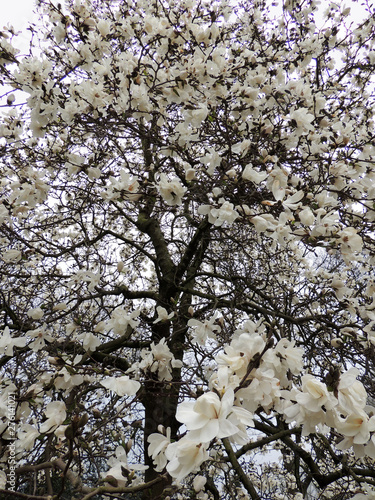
101,170 -> 141,201
148,318 -> 375,482
2,0 -> 375,496
156,173 -> 187,206
0,323 -> 56,355
129,338 -> 183,382
198,199 -> 240,227
105,307 -> 140,336
283,367 -> 375,458
187,314 -> 221,345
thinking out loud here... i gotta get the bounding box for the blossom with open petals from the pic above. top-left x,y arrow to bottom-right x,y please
101,376 -> 140,396
339,227 -> 363,255
153,306 -> 174,324
0,327 -> 27,356
289,108 -> 314,133
242,164 -> 267,183
156,174 -> 187,206
337,368 -> 367,414
165,438 -> 209,482
138,338 -> 182,381
147,427 -> 171,471
295,375 -> 336,412
263,338 -> 304,379
299,207 -> 315,226
336,411 -> 375,445
104,445 -> 148,486
176,388 -> 253,442
188,316 -> 221,345
106,307 -> 140,335
17,424 -> 39,451
216,332 -> 266,379
198,199 -> 239,226
40,401 -> 66,434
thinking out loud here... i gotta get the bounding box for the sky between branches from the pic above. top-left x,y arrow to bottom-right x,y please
4,0 -> 37,44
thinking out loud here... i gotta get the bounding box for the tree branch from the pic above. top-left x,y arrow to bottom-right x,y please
222,438 -> 260,500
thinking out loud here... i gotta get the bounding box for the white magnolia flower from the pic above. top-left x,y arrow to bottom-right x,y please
184,104 -> 209,128
39,401 -> 66,434
188,316 -> 221,345
296,375 -> 336,412
231,139 -> 251,156
264,338 -> 304,378
153,306 -> 174,324
331,275 -> 351,300
156,174 -> 187,206
17,424 -> 40,451
104,445 -> 148,486
101,376 -> 140,396
27,324 -> 54,352
103,170 -> 141,201
193,475 -> 207,492
80,332 -> 101,352
0,327 -> 28,356
165,437 -> 209,482
336,411 -> 375,445
282,191 -> 304,211
216,332 -> 266,379
282,394 -> 328,436
339,227 -> 363,254
97,19 -> 111,37
176,388 -> 253,442
209,365 -> 240,395
139,338 -> 182,381
350,486 -> 375,500
200,148 -> 222,175
311,211 -> 340,237
2,249 -> 22,262
242,164 -> 267,183
27,307 -> 44,320
147,427 -> 171,471
337,368 -> 367,414
198,199 -> 239,226
68,269 -> 100,291
289,108 -> 315,132
54,367 -> 85,391
185,167 -> 196,181
106,307 -> 140,335
238,368 -> 281,413
267,168 -> 288,201
250,214 -> 273,233
299,207 -> 315,226
53,302 -> 68,311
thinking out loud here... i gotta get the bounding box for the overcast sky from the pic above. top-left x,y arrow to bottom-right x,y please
4,0 -> 36,30
3,0 -> 38,52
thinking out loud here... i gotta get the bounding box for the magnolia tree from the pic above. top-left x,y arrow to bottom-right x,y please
1,0 -> 375,498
